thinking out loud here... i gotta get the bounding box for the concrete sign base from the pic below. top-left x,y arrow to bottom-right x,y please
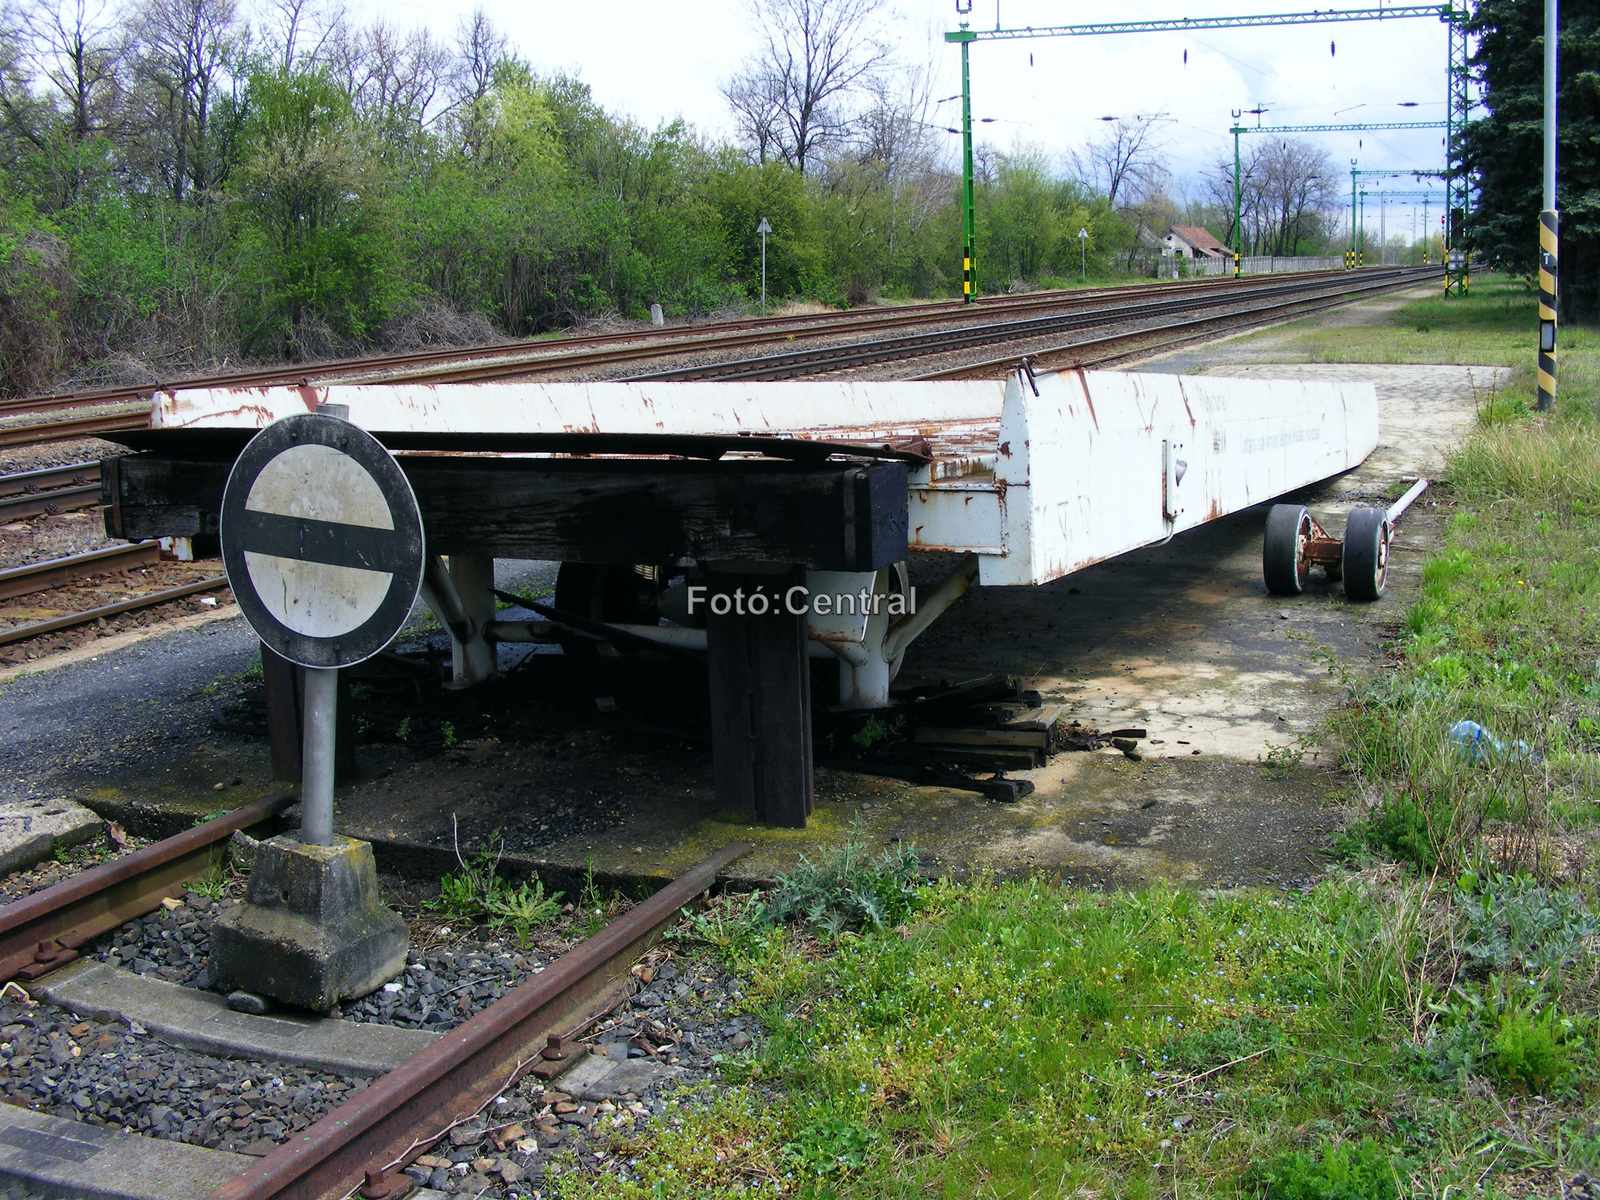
210,834 -> 408,1012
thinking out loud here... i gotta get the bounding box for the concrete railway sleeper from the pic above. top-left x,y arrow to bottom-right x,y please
0,835 -> 747,1200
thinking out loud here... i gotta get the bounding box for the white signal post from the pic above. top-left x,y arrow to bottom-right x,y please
757,218 -> 772,315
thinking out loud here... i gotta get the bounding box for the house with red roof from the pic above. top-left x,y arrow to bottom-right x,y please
1163,226 -> 1233,260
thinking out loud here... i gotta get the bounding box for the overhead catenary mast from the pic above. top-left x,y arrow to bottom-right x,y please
947,2 -> 1470,300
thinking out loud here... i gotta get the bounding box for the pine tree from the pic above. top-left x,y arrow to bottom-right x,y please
1462,0 -> 1599,320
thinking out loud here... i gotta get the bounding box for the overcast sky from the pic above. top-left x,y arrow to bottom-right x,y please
358,0 -> 1456,239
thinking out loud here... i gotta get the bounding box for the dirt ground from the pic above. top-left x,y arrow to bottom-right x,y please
4,288 -> 1501,889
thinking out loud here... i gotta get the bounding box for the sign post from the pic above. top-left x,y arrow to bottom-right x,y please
756,217 -> 772,315
210,408 -> 423,1010
1078,227 -> 1089,283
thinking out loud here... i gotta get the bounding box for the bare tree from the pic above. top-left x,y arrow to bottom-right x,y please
1073,115 -> 1167,209
1253,138 -> 1336,255
723,64 -> 785,165
336,19 -> 451,146
7,0 -> 127,151
447,8 -> 509,160
1206,138 -> 1334,255
723,0 -> 891,174
131,0 -> 246,201
260,0 -> 341,73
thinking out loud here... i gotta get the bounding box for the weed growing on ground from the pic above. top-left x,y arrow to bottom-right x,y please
760,830 -> 923,936
427,825 -> 561,946
184,867 -> 227,900
1243,1138 -> 1403,1200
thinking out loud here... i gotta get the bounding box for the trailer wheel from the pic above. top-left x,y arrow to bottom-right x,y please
1263,504 -> 1313,595
552,563 -> 661,656
1342,507 -> 1390,601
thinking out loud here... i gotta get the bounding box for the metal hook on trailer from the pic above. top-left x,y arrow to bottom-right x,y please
1262,477 -> 1428,601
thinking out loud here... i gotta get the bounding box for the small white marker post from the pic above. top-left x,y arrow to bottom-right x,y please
757,217 -> 772,314
1078,227 -> 1089,283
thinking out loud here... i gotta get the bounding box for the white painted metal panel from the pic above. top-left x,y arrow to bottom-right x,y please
156,370 -> 1377,590
972,369 -> 1378,586
155,380 -> 1006,458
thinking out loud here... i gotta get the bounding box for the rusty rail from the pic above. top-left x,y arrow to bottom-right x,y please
916,268 -> 1428,380
0,482 -> 100,521
0,270 -> 1344,416
210,842 -> 750,1200
0,541 -> 161,603
0,575 -> 228,647
0,461 -> 101,499
0,411 -> 147,449
0,794 -> 293,986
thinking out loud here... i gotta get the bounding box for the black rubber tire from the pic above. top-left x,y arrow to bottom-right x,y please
552,563 -> 660,656
1263,504 -> 1312,595
1342,507 -> 1390,601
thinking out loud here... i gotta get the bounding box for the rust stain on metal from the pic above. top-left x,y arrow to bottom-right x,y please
1176,379 -> 1197,428
0,794 -> 293,986
1072,369 -> 1098,430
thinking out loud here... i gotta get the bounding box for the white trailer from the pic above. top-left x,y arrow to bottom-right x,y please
108,366 -> 1379,825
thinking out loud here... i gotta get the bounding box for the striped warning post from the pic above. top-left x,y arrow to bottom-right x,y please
1538,209 -> 1559,410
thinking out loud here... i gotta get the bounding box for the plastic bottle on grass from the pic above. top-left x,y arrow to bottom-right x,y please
1449,720 -> 1534,765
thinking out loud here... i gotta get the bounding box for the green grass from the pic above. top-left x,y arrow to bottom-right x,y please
1254,273 -> 1600,376
558,875 -> 1598,1199
551,275 -> 1600,1200
1323,279 -> 1600,877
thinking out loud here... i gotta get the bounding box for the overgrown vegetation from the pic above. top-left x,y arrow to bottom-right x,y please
427,828 -> 562,946
1331,277 -> 1600,880
563,873 -> 1599,1199
758,831 -> 923,936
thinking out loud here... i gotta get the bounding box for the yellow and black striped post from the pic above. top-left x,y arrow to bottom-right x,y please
1538,209 -> 1558,410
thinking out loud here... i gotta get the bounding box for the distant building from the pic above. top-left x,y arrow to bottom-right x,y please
1163,226 -> 1233,260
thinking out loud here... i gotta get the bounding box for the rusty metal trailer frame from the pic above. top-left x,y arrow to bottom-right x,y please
100,367 -> 1379,827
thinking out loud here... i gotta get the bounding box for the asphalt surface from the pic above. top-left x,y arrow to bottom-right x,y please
0,617 -> 259,807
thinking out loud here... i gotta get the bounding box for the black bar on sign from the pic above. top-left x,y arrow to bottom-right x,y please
235,510 -> 404,573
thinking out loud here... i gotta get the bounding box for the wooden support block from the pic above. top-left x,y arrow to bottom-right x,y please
913,727 -> 1049,750
913,745 -> 1042,771
705,567 -> 813,829
105,454 -> 908,573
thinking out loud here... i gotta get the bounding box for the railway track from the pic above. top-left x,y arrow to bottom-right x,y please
631,267 -> 1427,382
0,268 -> 1383,417
0,816 -> 747,1200
920,267 -> 1429,379
0,461 -> 103,521
0,540 -> 228,649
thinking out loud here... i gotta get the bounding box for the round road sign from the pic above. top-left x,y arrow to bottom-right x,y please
220,413 -> 425,669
